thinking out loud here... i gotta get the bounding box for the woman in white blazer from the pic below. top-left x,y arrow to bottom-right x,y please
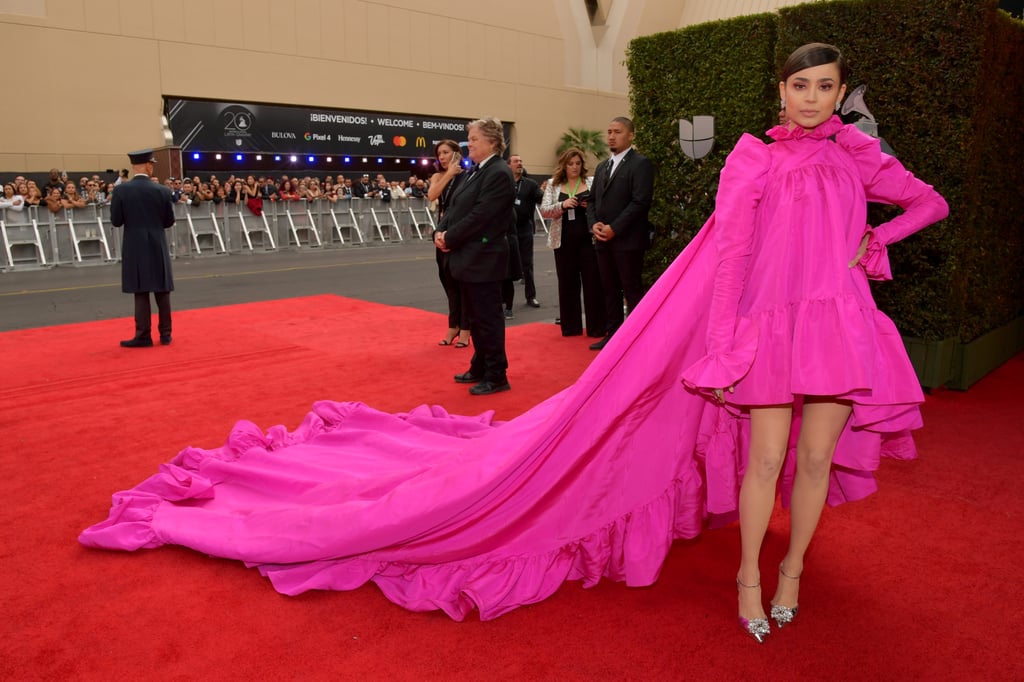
540,148 -> 606,337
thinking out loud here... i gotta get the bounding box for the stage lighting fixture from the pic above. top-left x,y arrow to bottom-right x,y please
290,155 -> 298,162
344,156 -> 351,163
308,156 -> 315,163
256,155 -> 263,161
274,155 -> 281,161
326,156 -> 333,163
192,152 -> 200,160
215,154 -> 222,160
235,154 -> 243,162
377,158 -> 383,164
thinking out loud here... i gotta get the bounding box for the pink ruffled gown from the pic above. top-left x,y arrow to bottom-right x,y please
80,117 -> 948,621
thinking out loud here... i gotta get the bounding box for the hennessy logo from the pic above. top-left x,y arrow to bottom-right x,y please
678,116 -> 714,160
415,136 -> 427,148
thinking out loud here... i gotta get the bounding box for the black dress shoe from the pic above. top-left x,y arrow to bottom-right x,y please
588,335 -> 612,351
469,380 -> 511,395
160,335 -> 172,346
454,371 -> 481,384
527,298 -> 540,308
120,336 -> 153,348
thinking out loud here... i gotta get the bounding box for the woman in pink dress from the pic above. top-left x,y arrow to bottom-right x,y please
679,43 -> 948,642
80,49 -> 947,627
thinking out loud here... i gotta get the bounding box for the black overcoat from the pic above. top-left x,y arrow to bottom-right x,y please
110,176 -> 176,293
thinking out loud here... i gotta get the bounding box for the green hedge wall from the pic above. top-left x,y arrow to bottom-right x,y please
627,0 -> 1024,343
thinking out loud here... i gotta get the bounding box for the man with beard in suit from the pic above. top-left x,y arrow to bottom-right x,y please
434,117 -> 515,395
110,149 -> 176,347
586,116 -> 655,351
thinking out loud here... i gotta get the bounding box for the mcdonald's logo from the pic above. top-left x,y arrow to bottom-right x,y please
415,136 -> 427,148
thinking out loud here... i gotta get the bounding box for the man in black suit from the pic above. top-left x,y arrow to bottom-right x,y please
504,154 -> 544,315
586,116 -> 654,350
434,117 -> 515,395
353,174 -> 372,198
110,149 -> 176,347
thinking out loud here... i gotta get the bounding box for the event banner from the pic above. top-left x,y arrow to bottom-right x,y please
165,98 -> 510,157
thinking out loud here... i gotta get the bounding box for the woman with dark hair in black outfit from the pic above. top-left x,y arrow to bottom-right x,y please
428,139 -> 470,348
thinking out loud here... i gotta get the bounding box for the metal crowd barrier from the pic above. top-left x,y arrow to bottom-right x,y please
1,197 -> 442,271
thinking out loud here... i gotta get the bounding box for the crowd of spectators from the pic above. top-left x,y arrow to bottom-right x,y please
0,169 -> 440,217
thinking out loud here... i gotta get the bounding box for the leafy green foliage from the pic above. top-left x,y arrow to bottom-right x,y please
627,0 -> 1024,341
557,127 -> 609,167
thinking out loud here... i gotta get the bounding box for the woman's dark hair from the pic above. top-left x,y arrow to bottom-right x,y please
433,139 -> 460,161
551,147 -> 588,187
780,43 -> 850,84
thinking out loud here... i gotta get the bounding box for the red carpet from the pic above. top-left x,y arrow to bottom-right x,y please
0,295 -> 1019,681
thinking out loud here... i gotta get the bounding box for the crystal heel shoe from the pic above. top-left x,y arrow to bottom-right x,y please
736,577 -> 771,643
770,563 -> 801,628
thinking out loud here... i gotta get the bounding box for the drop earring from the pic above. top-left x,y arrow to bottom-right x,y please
780,99 -> 786,110
835,100 -> 842,111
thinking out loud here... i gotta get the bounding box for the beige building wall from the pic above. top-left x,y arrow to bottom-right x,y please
0,0 -> 815,175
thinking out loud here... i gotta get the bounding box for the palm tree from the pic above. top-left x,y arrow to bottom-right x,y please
557,127 -> 608,166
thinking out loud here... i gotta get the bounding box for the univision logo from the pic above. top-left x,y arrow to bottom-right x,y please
679,116 -> 714,160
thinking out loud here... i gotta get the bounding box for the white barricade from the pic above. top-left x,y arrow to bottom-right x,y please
169,204 -> 192,258
232,201 -> 277,252
96,204 -> 122,261
65,205 -> 114,263
183,201 -> 226,255
404,197 -> 434,239
325,199 -> 365,245
364,198 -> 403,243
282,199 -> 322,248
1,205 -> 49,270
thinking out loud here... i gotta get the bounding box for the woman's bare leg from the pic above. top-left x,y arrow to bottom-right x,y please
773,398 -> 852,608
737,405 -> 792,620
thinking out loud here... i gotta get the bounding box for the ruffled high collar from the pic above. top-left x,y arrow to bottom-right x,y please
767,115 -> 844,142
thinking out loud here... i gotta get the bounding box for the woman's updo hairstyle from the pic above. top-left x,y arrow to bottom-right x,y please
780,43 -> 850,84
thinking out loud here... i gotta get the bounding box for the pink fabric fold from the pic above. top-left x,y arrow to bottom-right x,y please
79,119 -> 947,620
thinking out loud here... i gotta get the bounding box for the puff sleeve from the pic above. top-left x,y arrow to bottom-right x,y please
836,126 -> 949,276
681,134 -> 771,391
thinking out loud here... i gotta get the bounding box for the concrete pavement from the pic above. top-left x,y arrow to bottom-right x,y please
0,237 -> 561,333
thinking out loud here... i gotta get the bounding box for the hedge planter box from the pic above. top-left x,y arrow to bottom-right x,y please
903,336 -> 959,390
903,317 -> 1024,391
948,317 -> 1024,390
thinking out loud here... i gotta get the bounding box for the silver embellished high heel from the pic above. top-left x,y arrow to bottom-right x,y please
770,563 -> 801,628
736,577 -> 771,643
